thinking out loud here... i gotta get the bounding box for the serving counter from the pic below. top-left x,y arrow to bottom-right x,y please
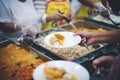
0,20 -> 120,80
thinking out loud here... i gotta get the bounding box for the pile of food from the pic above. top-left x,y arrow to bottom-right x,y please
62,22 -> 106,33
0,43 -> 45,80
44,64 -> 77,80
40,41 -> 95,60
50,33 -> 65,46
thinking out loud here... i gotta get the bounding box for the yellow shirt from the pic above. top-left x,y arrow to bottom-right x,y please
42,0 -> 70,30
75,0 -> 101,21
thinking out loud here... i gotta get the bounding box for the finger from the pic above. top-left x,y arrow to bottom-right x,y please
73,31 -> 82,36
92,56 -> 110,69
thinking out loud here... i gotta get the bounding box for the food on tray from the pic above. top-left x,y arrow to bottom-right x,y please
92,14 -> 120,24
0,43 -> 45,80
50,33 -> 65,45
62,22 -> 106,33
40,41 -> 95,60
44,64 -> 77,80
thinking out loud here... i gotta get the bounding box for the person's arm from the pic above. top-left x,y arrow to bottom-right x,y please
46,12 -> 64,22
92,55 -> 115,69
74,29 -> 120,45
78,0 -> 95,8
0,22 -> 15,32
78,0 -> 110,17
92,29 -> 120,43
101,0 -> 112,12
0,1 -> 15,32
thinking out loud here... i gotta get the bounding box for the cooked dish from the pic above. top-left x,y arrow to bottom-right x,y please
50,33 -> 65,46
62,22 -> 106,33
0,43 -> 45,80
40,41 -> 95,60
44,64 -> 77,80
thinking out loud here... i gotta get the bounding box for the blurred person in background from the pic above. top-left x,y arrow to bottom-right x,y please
78,0 -> 111,17
0,0 -> 40,38
78,0 -> 120,17
34,0 -> 73,30
101,0 -> 120,16
74,29 -> 120,80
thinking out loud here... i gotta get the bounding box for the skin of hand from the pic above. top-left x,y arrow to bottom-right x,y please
107,54 -> 120,80
73,31 -> 96,46
68,9 -> 74,20
46,12 -> 64,22
21,25 -> 37,36
92,56 -> 115,72
74,30 -> 120,46
92,56 -> 115,74
101,0 -> 113,14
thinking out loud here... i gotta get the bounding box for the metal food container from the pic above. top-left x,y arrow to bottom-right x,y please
84,15 -> 120,29
60,20 -> 113,32
34,28 -> 105,61
0,40 -> 51,80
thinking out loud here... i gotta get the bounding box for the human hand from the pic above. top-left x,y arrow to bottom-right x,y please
92,56 -> 115,72
22,25 -> 37,36
16,24 -> 37,36
49,12 -> 64,21
73,31 -> 95,46
68,10 -> 74,20
93,2 -> 110,18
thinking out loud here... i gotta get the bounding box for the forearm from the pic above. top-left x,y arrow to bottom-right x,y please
93,30 -> 120,43
0,22 -> 15,32
78,0 -> 94,8
101,0 -> 107,7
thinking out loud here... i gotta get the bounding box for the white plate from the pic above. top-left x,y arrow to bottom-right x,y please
44,32 -> 81,48
33,60 -> 90,80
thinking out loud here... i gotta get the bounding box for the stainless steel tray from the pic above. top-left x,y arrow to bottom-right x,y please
84,15 -> 120,29
60,20 -> 114,32
0,40 -> 52,80
34,28 -> 105,61
0,40 -> 52,61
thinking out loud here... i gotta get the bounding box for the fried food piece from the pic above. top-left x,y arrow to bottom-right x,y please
49,33 -> 65,46
54,33 -> 65,45
54,34 -> 65,41
44,66 -> 65,78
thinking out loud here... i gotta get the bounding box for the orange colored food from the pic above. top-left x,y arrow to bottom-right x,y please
54,33 -> 65,45
44,65 -> 77,80
44,66 -> 65,78
0,43 -> 45,80
50,33 -> 65,46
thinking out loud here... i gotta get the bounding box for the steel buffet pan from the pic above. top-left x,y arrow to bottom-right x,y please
84,14 -> 120,29
60,20 -> 114,32
33,28 -> 105,61
0,39 -> 51,80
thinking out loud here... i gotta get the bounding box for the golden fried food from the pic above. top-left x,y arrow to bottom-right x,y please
44,65 -> 77,80
54,33 -> 65,41
50,33 -> 65,46
0,43 -> 45,80
63,22 -> 106,33
44,66 -> 65,78
54,33 -> 65,45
